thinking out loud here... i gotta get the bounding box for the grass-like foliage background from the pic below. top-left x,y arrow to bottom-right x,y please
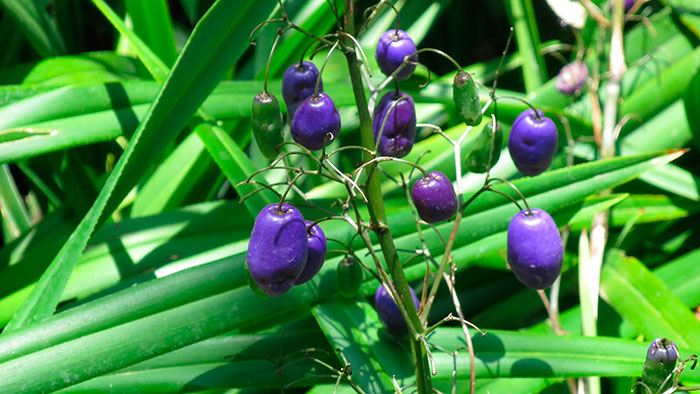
0,0 -> 699,393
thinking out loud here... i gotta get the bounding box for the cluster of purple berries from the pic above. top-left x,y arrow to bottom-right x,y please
246,203 -> 327,296
246,28 -> 422,298
373,29 -> 419,158
247,26 -> 566,335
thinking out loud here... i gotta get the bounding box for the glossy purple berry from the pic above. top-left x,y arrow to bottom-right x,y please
375,283 -> 420,339
507,208 -> 563,289
373,91 -> 416,157
508,109 -> 558,176
376,29 -> 418,80
294,220 -> 327,285
246,203 -> 308,296
412,171 -> 458,223
290,92 -> 341,151
282,61 -> 323,119
556,61 -> 588,95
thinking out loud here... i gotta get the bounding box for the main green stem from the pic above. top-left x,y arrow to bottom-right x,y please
343,2 -> 432,393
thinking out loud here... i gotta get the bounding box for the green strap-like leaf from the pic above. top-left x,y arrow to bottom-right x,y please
312,301 -> 396,393
124,0 -> 178,67
504,0 -> 546,92
0,165 -> 31,242
601,249 -> 700,349
195,121 -> 275,216
91,0 -> 169,84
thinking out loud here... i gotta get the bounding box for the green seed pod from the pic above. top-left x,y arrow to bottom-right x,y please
453,70 -> 482,126
642,338 -> 679,394
464,120 -> 502,173
251,91 -> 284,159
336,256 -> 364,298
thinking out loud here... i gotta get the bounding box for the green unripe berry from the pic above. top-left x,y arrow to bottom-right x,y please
453,70 -> 482,126
464,120 -> 502,173
336,256 -> 364,298
251,92 -> 284,159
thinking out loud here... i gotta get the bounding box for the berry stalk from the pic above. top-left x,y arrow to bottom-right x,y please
343,2 -> 432,393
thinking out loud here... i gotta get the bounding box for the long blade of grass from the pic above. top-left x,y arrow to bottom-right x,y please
504,0 -> 546,92
91,0 -> 169,83
194,121 -> 275,216
425,328 -> 700,381
0,165 -> 31,241
124,0 -> 177,67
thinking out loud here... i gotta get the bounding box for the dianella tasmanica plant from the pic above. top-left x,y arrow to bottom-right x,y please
243,1 -> 569,392
0,0 -> 699,393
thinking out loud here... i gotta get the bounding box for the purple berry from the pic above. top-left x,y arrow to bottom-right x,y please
556,61 -> 588,95
294,220 -> 327,285
246,203 -> 308,296
508,109 -> 558,176
412,171 -> 458,223
646,338 -> 679,365
290,92 -> 341,151
376,29 -> 418,80
375,283 -> 420,339
373,90 -> 416,157
507,209 -> 563,289
643,338 -> 679,392
624,0 -> 636,12
282,61 -> 323,120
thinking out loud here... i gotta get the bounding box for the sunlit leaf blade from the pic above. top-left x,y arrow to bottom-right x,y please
91,0 -> 169,83
131,132 -> 219,217
195,121 -> 275,217
504,0 -> 546,92
59,328 -> 333,392
621,46 -> 700,137
425,329 -> 700,380
0,200 -> 252,326
57,362 -> 327,392
124,0 -> 178,67
600,249 -> 700,349
0,256 -> 242,364
0,80 -> 350,164
0,287 -> 315,392
0,165 -> 31,241
312,301 -> 396,393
